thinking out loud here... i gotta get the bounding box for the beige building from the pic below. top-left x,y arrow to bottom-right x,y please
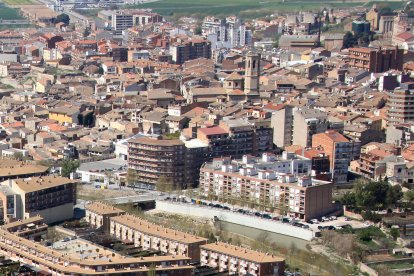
200,156 -> 334,220
110,214 -> 208,262
0,176 -> 76,223
366,4 -> 379,31
200,242 -> 285,276
85,201 -> 125,232
0,218 -> 194,275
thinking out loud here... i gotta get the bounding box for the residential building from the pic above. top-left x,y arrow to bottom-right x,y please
366,4 -> 380,30
0,218 -> 194,275
85,201 -> 125,232
128,137 -> 186,188
199,153 -> 334,220
48,106 -> 81,124
387,83 -> 414,126
292,108 -> 329,148
386,122 -> 414,146
110,214 -> 208,262
0,163 -> 49,182
170,38 -> 211,64
0,176 -> 77,223
312,131 -> 360,184
348,46 -> 403,73
200,242 -> 285,276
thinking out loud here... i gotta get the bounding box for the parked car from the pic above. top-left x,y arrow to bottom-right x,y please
345,217 -> 351,221
310,219 -> 319,224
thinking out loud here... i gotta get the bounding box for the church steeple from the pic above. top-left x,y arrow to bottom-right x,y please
244,52 -> 260,96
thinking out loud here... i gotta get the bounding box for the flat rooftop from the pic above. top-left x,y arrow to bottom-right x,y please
78,158 -> 127,173
7,175 -> 76,193
0,164 -> 49,178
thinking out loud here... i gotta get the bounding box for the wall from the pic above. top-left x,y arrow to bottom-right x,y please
25,203 -> 74,224
156,201 -> 314,241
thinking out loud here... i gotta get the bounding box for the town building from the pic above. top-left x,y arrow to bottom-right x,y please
0,176 -> 77,223
199,153 -> 334,220
348,46 -> 403,73
0,218 -> 194,275
85,201 -> 125,232
110,214 -> 208,262
200,242 -> 285,276
312,131 -> 360,184
387,83 -> 414,126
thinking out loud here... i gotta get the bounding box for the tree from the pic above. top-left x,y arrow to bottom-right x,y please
12,152 -> 24,161
56,13 -> 70,25
126,168 -> 138,187
83,28 -> 91,38
342,31 -> 357,49
61,159 -> 80,178
194,25 -> 202,35
156,176 -> 174,194
386,185 -> 403,207
341,192 -> 356,207
404,190 -> 414,203
390,228 -> 400,241
148,263 -> 156,276
354,180 -> 389,210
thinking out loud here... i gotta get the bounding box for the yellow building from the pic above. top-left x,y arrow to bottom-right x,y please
366,4 -> 379,31
48,106 -> 80,124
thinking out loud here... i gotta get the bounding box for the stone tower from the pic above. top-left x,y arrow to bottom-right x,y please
244,52 -> 260,96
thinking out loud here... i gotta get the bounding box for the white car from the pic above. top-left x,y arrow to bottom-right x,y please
310,219 -> 319,224
363,222 -> 371,227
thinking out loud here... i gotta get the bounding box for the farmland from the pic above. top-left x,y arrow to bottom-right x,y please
1,0 -> 33,5
133,0 -> 406,18
0,3 -> 24,20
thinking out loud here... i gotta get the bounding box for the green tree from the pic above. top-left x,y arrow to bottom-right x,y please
12,152 -> 24,161
156,176 -> 174,194
386,185 -> 403,207
61,159 -> 80,177
194,25 -> 202,35
83,27 -> 91,38
56,13 -> 70,25
148,263 -> 156,276
341,191 -> 356,206
342,31 -> 357,49
390,228 -> 400,241
354,181 -> 389,210
404,190 -> 414,203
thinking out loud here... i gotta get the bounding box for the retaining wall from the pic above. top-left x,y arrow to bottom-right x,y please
156,200 -> 314,241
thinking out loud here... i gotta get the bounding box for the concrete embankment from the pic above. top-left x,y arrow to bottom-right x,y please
156,200 -> 315,241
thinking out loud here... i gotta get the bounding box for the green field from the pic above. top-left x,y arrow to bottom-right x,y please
132,0 -> 406,18
0,3 -> 24,19
2,0 -> 33,5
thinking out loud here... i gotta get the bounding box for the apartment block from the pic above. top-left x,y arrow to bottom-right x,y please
170,38 -> 211,64
110,214 -> 208,262
0,218 -> 193,275
85,201 -> 125,232
128,137 -> 186,188
348,46 -> 403,73
292,108 -> 329,147
199,153 -> 333,220
197,118 -> 273,159
312,131 -> 360,184
387,83 -> 414,126
0,176 -> 76,223
200,242 -> 285,276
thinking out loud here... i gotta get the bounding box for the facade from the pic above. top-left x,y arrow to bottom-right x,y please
0,176 -> 76,223
379,14 -> 395,34
128,137 -> 187,188
203,16 -> 252,48
366,5 -> 379,30
110,214 -> 208,262
0,218 -> 193,275
292,108 -> 328,147
387,83 -> 414,126
85,201 -> 125,232
197,118 -> 273,159
348,46 -> 403,73
312,131 -> 360,184
199,153 -> 333,220
170,39 -> 211,65
200,242 -> 285,276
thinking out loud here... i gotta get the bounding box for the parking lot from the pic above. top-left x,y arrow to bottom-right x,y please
307,216 -> 369,231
